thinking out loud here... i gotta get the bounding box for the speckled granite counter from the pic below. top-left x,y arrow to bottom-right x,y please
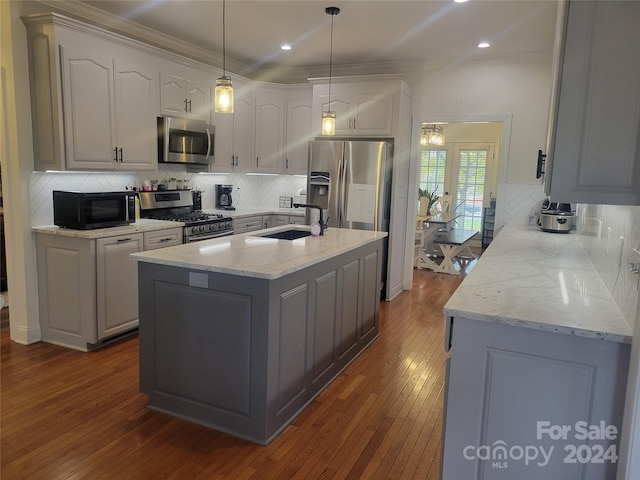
32,219 -> 182,238
131,225 -> 387,280
444,224 -> 632,343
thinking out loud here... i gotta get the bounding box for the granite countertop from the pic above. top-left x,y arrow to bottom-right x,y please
32,219 -> 182,239
205,206 -> 305,218
131,225 -> 387,280
444,224 -> 632,343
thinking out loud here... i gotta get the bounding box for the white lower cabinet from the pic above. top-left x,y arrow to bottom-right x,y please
96,234 -> 144,341
36,227 -> 182,351
233,216 -> 267,234
271,215 -> 290,227
233,215 -> 306,234
143,227 -> 183,250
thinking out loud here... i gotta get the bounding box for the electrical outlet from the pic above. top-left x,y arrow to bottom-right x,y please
189,272 -> 208,288
279,196 -> 293,208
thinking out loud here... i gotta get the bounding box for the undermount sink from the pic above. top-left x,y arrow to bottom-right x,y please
259,229 -> 312,240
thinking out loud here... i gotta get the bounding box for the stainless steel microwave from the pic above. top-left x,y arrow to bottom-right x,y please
157,116 -> 215,165
53,190 -> 136,230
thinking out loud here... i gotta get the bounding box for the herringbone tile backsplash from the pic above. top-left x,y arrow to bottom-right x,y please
30,166 -> 307,226
504,183 -> 546,225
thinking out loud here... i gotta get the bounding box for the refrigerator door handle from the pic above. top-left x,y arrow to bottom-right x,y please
338,154 -> 348,227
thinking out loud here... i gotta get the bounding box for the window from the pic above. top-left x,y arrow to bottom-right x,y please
418,144 -> 492,234
456,149 -> 488,231
418,149 -> 447,197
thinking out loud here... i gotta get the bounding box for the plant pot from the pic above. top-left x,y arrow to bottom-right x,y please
418,197 -> 430,216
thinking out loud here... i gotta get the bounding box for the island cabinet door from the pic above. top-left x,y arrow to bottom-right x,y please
442,317 -> 630,480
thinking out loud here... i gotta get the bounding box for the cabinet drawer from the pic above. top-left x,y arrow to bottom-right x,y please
143,227 -> 183,250
233,216 -> 265,234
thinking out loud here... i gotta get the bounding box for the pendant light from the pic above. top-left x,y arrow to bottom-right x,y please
214,0 -> 234,113
321,7 -> 340,136
420,124 -> 445,146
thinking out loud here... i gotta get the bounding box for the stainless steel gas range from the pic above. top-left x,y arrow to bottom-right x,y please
138,190 -> 233,243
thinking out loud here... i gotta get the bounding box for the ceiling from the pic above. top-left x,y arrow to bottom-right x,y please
40,0 -> 560,83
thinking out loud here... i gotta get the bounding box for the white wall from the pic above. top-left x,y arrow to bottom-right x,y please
418,59 -> 553,226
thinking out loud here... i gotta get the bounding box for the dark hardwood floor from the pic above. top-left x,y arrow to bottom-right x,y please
1,262 -> 475,479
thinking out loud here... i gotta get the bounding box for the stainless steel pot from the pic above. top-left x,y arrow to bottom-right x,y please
538,212 -> 575,233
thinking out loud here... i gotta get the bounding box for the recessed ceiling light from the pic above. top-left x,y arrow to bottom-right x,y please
478,42 -> 490,48
281,44 -> 292,51
454,0 -> 468,3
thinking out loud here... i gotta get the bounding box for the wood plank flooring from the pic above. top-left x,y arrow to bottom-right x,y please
1,265 -> 473,479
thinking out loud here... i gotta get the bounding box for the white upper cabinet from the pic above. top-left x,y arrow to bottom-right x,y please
114,61 -> 158,170
61,47 -> 116,170
253,85 -> 313,175
24,14 -> 158,172
61,47 -> 157,171
544,1 -> 640,205
254,95 -> 285,174
285,99 -> 313,175
210,80 -> 254,173
160,73 -> 210,123
312,81 -> 394,136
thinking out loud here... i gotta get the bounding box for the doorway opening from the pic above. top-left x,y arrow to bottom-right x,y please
417,121 -> 502,248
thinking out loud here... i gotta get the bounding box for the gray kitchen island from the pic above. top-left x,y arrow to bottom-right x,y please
131,225 -> 387,445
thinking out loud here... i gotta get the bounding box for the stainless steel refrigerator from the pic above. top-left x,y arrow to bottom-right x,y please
305,139 -> 393,296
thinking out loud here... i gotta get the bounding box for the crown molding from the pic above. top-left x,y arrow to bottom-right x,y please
32,0 -> 428,84
35,0 -> 249,76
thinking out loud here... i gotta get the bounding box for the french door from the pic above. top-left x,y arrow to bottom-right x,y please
418,142 -> 495,233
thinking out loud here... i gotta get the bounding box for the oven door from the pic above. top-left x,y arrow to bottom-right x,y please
158,117 -> 215,165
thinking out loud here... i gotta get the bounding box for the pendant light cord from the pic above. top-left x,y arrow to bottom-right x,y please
222,0 -> 227,76
328,11 -> 334,110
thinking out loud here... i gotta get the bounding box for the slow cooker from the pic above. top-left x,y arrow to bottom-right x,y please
538,211 -> 575,233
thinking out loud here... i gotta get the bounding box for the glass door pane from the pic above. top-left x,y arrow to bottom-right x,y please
456,149 -> 488,230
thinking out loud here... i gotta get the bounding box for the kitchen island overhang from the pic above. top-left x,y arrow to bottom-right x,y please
131,226 -> 387,445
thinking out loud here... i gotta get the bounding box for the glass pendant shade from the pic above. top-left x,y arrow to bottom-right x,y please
214,76 -> 234,113
322,111 -> 336,136
420,124 -> 445,146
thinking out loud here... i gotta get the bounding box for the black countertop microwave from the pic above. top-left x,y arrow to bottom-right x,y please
157,116 -> 215,165
53,190 -> 136,230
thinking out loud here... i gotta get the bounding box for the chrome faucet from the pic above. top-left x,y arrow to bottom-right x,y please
293,203 -> 326,235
